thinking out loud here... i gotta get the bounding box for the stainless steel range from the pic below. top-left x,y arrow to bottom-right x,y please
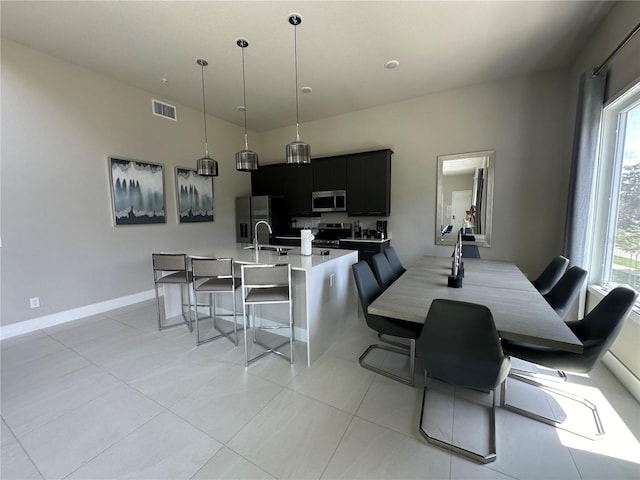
313,223 -> 352,248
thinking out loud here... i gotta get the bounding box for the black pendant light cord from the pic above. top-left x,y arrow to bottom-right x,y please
293,23 -> 301,141
200,62 -> 209,156
241,44 -> 249,148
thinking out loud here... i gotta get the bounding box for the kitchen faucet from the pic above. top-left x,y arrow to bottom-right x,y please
253,220 -> 273,262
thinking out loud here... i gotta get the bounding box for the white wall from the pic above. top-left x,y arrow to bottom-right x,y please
260,70 -> 572,277
1,40 -> 252,326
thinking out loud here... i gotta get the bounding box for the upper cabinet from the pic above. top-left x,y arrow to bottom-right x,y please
250,148 -> 392,217
251,164 -> 284,196
346,149 -> 393,216
284,165 -> 314,216
312,156 -> 347,191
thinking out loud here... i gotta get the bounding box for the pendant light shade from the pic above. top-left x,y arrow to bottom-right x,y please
235,39 -> 258,171
195,58 -> 218,176
286,13 -> 311,165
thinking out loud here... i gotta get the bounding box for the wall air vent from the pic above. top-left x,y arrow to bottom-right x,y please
152,99 -> 177,121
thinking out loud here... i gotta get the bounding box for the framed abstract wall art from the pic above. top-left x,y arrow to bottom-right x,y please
108,157 -> 166,225
175,167 -> 214,223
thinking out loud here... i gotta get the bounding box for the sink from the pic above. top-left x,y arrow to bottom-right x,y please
243,245 -> 291,253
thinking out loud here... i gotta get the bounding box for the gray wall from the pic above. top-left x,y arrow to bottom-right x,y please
259,70 -> 572,277
1,40 -> 253,326
3,1 -> 636,328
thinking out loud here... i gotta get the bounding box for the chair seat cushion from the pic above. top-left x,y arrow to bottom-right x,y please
426,353 -> 510,389
502,339 -> 589,373
245,286 -> 289,303
368,314 -> 422,339
156,271 -> 192,284
196,278 -> 237,292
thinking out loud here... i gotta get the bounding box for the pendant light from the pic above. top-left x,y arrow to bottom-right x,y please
235,39 -> 259,171
286,13 -> 311,165
195,58 -> 218,176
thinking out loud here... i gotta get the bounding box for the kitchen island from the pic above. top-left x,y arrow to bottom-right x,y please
163,245 -> 359,366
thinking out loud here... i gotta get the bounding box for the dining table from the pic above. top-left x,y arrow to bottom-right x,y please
368,255 -> 583,353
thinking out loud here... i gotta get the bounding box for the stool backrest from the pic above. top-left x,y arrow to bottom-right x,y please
153,253 -> 187,272
192,257 -> 233,279
242,264 -> 290,288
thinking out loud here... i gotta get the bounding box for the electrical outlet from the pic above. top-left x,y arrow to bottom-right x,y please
29,297 -> 40,309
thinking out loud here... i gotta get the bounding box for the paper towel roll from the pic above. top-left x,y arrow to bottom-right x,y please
301,229 -> 314,256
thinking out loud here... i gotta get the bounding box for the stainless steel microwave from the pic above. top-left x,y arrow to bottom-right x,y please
312,190 -> 347,213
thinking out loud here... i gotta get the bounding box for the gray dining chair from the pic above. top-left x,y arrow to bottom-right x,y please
371,252 -> 396,290
352,261 -> 422,385
531,255 -> 569,296
543,266 -> 588,320
501,286 -> 637,438
152,253 -> 193,332
241,263 -> 294,367
191,257 -> 240,347
417,299 -> 510,463
383,246 -> 406,279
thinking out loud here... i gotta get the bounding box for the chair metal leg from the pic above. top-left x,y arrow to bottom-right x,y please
180,284 -> 193,332
419,381 -> 498,464
289,296 -> 294,364
154,283 -> 162,331
500,372 -> 605,439
509,366 -> 567,383
195,291 -> 240,347
243,302 -> 294,367
358,339 -> 415,386
243,300 -> 250,367
156,282 -> 192,331
377,333 -> 411,350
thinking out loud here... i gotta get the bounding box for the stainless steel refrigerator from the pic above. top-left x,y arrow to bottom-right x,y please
235,196 -> 286,244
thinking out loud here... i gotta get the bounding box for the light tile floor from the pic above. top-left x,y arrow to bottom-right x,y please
1,299 -> 639,479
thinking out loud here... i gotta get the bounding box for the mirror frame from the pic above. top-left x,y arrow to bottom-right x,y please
435,150 -> 494,247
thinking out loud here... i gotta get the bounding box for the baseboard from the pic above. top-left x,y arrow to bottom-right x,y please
1,292 -> 308,343
602,352 -> 640,404
0,290 -> 156,340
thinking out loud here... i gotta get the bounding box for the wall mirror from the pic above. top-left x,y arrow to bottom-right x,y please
435,150 -> 494,247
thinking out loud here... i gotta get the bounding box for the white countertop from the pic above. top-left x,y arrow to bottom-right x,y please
184,245 -> 358,272
339,237 -> 390,244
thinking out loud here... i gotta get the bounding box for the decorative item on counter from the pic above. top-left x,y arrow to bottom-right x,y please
448,228 -> 463,288
301,229 -> 314,255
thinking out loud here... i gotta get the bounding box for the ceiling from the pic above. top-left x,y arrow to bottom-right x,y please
1,1 -> 614,132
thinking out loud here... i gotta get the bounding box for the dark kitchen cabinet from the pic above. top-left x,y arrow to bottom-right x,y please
251,164 -> 284,196
284,164 -> 314,216
312,156 -> 347,191
339,239 -> 390,270
346,149 -> 392,216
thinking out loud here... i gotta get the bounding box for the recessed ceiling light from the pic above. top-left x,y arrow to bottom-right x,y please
300,86 -> 312,93
384,60 -> 399,69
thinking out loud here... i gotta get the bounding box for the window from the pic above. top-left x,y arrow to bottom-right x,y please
591,81 -> 640,296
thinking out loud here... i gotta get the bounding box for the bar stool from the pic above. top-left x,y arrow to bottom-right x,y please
152,253 -> 193,332
241,263 -> 293,367
191,257 -> 240,346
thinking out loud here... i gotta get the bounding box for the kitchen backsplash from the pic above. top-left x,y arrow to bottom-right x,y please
290,212 -> 390,235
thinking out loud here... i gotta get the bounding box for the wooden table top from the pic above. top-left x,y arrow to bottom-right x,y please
368,256 -> 583,353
